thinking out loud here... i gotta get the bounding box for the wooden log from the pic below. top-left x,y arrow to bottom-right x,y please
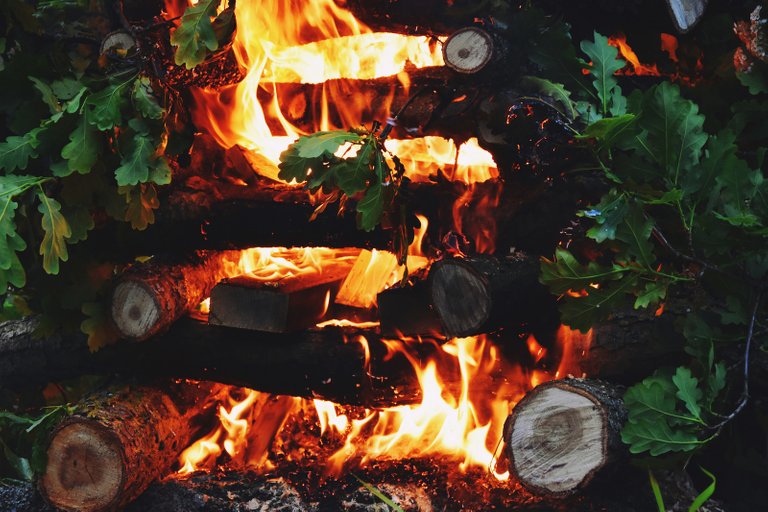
377,280 -> 443,337
208,263 -> 352,333
40,380 -> 222,512
427,253 -> 546,337
504,378 -> 628,498
111,251 -> 240,341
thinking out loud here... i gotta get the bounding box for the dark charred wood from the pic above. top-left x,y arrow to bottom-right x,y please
427,253 -> 556,338
377,280 -> 443,337
504,378 -> 628,498
40,380 -> 220,512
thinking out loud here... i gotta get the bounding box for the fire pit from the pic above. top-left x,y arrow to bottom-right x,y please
1,0 -> 767,511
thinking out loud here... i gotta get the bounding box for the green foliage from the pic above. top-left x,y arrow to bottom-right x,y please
278,127 -> 405,247
350,473 -> 406,512
539,30 -> 768,462
37,191 -> 71,275
171,0 -> 221,69
0,405 -> 71,480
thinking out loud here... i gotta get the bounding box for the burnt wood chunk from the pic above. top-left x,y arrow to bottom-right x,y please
40,380 -> 220,512
504,378 -> 627,497
111,251 -> 240,341
209,265 -> 352,333
427,253 -> 542,337
442,27 -> 495,73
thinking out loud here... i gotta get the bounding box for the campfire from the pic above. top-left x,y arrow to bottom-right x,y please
1,0 -> 767,511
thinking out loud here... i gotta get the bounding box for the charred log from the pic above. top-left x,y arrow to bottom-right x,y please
40,380 -> 221,512
427,253 -> 556,338
111,251 -> 240,341
504,378 -> 627,498
377,280 -> 443,337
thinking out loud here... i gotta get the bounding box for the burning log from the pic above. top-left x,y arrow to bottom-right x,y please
111,251 -> 240,341
209,263 -> 352,333
504,378 -> 628,497
40,380 -> 221,512
427,253 -> 553,338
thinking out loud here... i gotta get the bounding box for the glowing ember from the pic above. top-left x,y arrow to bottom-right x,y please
608,34 -> 661,76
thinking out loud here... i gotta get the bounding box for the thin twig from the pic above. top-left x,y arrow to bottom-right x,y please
709,290 -> 763,431
651,227 -> 743,283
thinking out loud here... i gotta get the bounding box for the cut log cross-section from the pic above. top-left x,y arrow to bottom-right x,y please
41,380 -> 222,512
111,250 -> 240,341
504,378 -> 627,497
428,253 -> 544,337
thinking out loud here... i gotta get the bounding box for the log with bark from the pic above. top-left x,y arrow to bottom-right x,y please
111,250 -> 240,341
504,378 -> 628,497
40,380 -> 222,512
427,252 -> 558,338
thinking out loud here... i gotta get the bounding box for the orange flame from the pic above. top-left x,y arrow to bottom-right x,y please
174,0 -> 497,184
608,34 -> 661,76
178,328 -> 592,479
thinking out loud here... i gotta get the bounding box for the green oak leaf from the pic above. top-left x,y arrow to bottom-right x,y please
171,0 -> 220,69
558,273 -> 638,332
60,114 -> 99,175
293,130 -> 362,158
115,132 -> 155,186
357,180 -> 385,231
672,367 -> 703,420
615,203 -> 655,269
632,82 -> 707,184
582,190 -> 629,242
132,77 -> 164,120
580,32 -> 625,115
0,194 -> 27,290
122,184 -> 159,230
706,363 -> 726,409
37,192 -> 71,275
61,207 -> 93,243
149,157 -> 172,186
277,144 -> 325,185
85,81 -> 129,131
539,246 -> 626,295
81,301 -> 119,352
621,417 -> 702,456
0,133 -> 40,171
29,76 -> 59,113
634,280 -> 667,309
577,114 -> 636,149
51,78 -> 84,100
520,76 -> 576,118
336,141 -> 374,195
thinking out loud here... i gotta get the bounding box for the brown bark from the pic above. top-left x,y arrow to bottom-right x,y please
111,251 -> 241,341
40,380 -> 222,512
208,262 -> 353,333
504,378 -> 627,498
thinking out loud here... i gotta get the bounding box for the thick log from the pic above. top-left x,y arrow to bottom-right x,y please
427,253 -> 551,337
504,378 -> 628,498
377,280 -> 443,337
0,317 -> 426,407
40,380 -> 221,512
111,251 -> 240,341
208,263 -> 352,333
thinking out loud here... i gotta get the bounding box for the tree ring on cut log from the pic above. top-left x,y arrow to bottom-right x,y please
505,383 -> 607,496
111,281 -> 160,340
41,421 -> 124,512
442,27 -> 494,73
429,259 -> 492,337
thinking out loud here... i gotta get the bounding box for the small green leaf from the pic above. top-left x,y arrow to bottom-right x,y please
29,76 -> 59,113
520,76 -> 576,118
357,181 -> 385,231
149,157 -> 172,186
622,417 -> 702,456
350,473 -> 406,512
85,81 -> 129,131
558,273 -> 638,332
634,280 -> 667,309
540,246 -> 626,294
60,114 -> 99,175
277,144 -> 325,185
51,78 -> 84,101
583,190 -> 628,242
577,114 -> 636,145
688,467 -> 716,512
132,77 -> 164,120
37,192 -> 71,275
648,471 -> 666,512
580,32 -> 625,115
81,301 -> 119,352
336,141 -> 374,195
0,133 -> 40,171
293,130 -> 363,158
122,184 -> 159,230
672,367 -> 703,420
115,132 -> 155,186
615,203 -> 655,269
171,0 -> 221,69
